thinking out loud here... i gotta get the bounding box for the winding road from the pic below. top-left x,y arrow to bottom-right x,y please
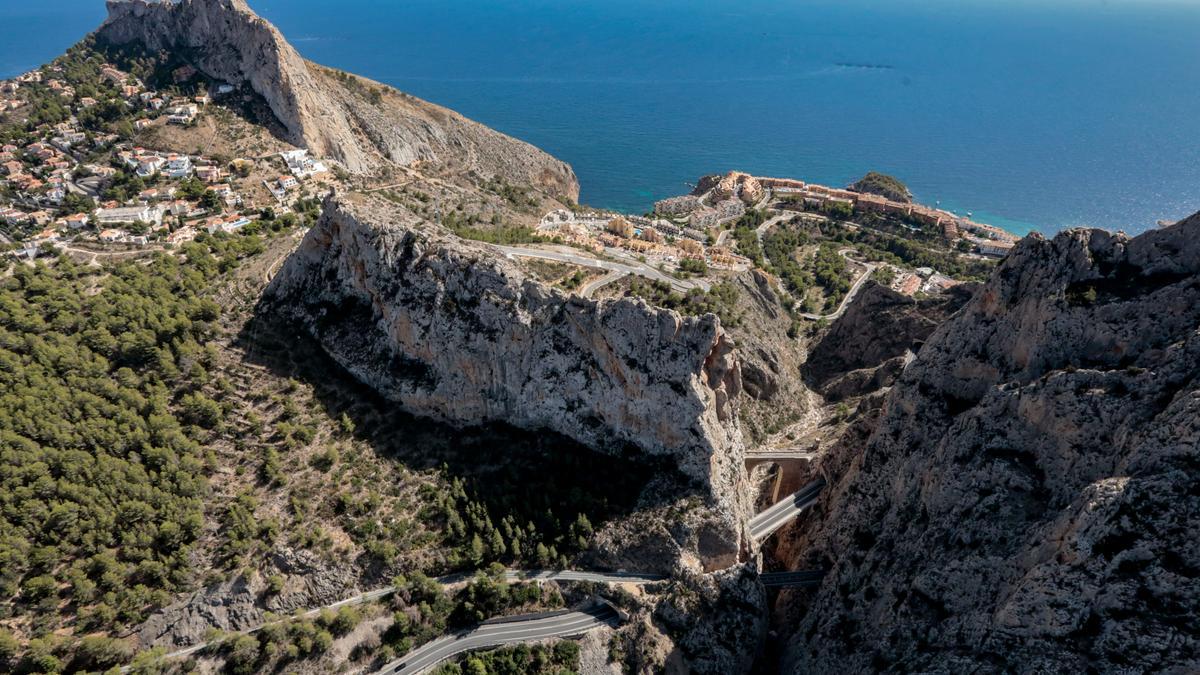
120,562 -> 823,673
795,251 -> 877,322
496,244 -> 706,293
375,605 -> 620,674
579,269 -> 627,298
125,569 -> 667,672
714,210 -> 788,248
714,211 -> 876,322
125,528 -> 818,674
755,212 -> 791,246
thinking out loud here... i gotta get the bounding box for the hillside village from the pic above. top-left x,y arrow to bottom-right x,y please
0,49 -> 331,260
653,172 -> 1019,259
529,169 -> 1011,312
0,38 -> 1011,319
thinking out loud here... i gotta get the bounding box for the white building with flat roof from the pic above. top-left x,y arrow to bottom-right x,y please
280,149 -> 328,178
96,205 -> 165,227
164,154 -> 192,178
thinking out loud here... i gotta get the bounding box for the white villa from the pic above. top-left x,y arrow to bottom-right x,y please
95,205 -> 165,227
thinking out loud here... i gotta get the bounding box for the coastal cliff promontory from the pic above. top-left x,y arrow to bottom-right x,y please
98,0 -> 579,200
266,193 -> 752,542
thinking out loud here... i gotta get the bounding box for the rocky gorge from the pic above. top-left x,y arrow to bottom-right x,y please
30,0 -> 1199,673
774,214 -> 1200,673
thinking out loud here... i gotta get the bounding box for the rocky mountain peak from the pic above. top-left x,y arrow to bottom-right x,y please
778,212 -> 1200,673
102,0 -> 359,165
98,0 -> 579,200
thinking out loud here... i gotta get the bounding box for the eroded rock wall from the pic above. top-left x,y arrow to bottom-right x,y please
803,281 -> 975,401
267,194 -> 750,532
101,0 -> 368,169
780,214 -> 1200,673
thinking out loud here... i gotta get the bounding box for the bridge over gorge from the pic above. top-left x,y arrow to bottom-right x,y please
749,477 -> 826,542
745,447 -> 819,508
746,449 -> 818,462
759,569 -> 826,588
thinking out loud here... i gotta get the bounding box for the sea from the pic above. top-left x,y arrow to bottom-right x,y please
3,0 -> 1200,235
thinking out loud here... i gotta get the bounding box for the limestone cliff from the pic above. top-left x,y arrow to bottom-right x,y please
98,0 -> 578,199
778,214 -> 1200,672
266,193 -> 750,539
803,281 -> 975,402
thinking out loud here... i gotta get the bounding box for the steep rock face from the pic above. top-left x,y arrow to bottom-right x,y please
649,568 -> 769,674
727,270 -> 820,443
100,0 -> 359,166
781,215 -> 1200,673
266,194 -> 750,534
98,0 -> 578,199
803,281 -> 975,401
329,86 -> 579,200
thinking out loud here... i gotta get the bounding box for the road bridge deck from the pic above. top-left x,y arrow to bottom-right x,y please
749,478 -> 826,541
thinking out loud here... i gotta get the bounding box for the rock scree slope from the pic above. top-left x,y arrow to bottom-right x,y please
779,213 -> 1200,673
98,0 -> 579,199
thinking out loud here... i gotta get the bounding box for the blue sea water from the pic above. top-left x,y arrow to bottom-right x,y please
3,0 -> 1200,235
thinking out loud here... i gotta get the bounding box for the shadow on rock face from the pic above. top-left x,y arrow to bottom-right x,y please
236,307 -> 699,570
803,281 -> 976,400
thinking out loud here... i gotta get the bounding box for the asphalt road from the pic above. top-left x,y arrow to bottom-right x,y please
796,250 -> 877,322
125,569 -> 664,672
579,268 -> 627,298
713,210 -> 877,323
375,605 -> 619,674
749,477 -> 827,541
756,213 -> 791,246
120,582 -> 407,670
69,176 -> 102,198
496,245 -> 702,294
